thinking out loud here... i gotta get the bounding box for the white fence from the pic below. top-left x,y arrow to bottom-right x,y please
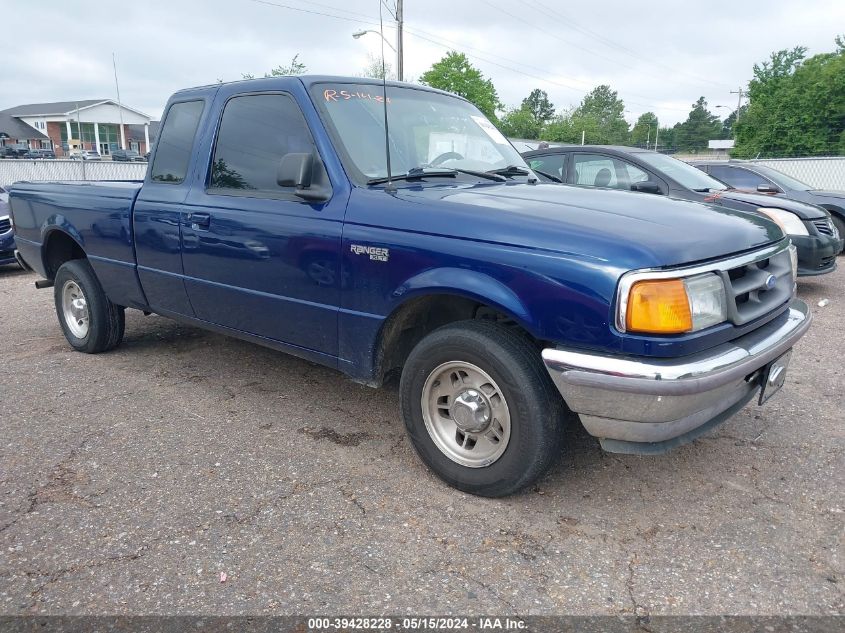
747,157 -> 845,191
0,159 -> 147,188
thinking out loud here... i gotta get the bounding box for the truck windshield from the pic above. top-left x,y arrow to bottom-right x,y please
311,82 -> 527,183
636,151 -> 727,192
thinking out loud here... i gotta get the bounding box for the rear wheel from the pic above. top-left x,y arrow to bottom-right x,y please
400,320 -> 565,497
54,259 -> 125,353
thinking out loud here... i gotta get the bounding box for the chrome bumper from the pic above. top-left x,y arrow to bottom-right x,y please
542,299 -> 811,454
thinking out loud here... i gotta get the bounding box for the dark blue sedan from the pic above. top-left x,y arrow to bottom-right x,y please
0,186 -> 17,266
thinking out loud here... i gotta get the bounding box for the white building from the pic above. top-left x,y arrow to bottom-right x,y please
0,99 -> 153,157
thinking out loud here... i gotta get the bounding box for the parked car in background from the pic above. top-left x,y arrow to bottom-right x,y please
523,145 -> 843,276
0,186 -> 16,266
111,149 -> 146,162
8,76 -> 811,497
69,150 -> 102,161
23,148 -> 56,159
693,161 -> 845,247
0,146 -> 28,159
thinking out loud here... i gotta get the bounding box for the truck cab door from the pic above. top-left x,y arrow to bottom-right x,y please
180,90 -> 346,359
134,99 -> 207,316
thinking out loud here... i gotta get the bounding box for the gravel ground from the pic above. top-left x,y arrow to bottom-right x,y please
0,261 -> 842,617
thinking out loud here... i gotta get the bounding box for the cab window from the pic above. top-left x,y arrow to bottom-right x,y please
209,93 -> 318,195
708,165 -> 768,189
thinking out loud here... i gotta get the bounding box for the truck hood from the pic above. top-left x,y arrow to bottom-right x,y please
383,182 -> 783,269
718,188 -> 828,219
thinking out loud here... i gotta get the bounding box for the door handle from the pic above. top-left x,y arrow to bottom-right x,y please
188,212 -> 211,230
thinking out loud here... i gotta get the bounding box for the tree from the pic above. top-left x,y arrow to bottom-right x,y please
673,97 -> 722,152
734,39 -> 845,157
419,52 -> 501,121
498,107 -> 542,139
360,53 -> 395,80
521,89 -> 555,124
571,85 -> 630,144
243,54 -> 306,79
630,112 -> 658,148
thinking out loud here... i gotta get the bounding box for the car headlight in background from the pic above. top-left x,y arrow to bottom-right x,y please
758,207 -> 808,236
789,244 -> 798,281
622,273 -> 727,334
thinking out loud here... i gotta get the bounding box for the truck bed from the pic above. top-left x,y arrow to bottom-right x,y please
10,180 -> 147,308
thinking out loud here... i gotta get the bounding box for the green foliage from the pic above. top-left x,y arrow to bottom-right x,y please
734,39 -> 845,158
419,52 -> 502,121
672,97 -> 723,153
521,89 -> 555,124
571,85 -> 630,144
360,53 -> 395,80
498,106 -> 542,139
630,112 -> 658,147
243,54 -> 306,80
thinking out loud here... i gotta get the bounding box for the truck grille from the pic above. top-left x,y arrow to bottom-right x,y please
719,246 -> 793,326
812,218 -> 835,236
0,218 -> 11,233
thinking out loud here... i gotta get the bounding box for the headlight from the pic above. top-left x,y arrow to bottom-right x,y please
758,207 -> 808,236
789,244 -> 798,280
622,273 -> 727,334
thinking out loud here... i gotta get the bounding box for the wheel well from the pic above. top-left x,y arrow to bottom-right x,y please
43,231 -> 86,279
374,294 -> 539,384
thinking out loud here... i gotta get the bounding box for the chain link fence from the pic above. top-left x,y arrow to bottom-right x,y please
0,159 -> 147,188
747,157 -> 845,190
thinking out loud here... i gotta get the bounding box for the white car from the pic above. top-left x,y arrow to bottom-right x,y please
69,150 -> 102,161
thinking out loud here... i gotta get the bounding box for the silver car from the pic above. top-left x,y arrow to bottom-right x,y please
69,150 -> 102,161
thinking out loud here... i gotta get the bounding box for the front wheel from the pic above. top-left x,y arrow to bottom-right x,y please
400,320 -> 565,497
832,215 -> 845,254
54,259 -> 125,353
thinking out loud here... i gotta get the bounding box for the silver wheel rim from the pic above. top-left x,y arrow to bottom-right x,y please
61,280 -> 90,339
421,361 -> 511,468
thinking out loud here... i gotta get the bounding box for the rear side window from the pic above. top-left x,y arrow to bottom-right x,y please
150,100 -> 204,184
209,93 -> 316,194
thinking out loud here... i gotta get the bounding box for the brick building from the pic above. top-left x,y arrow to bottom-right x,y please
0,100 -> 152,157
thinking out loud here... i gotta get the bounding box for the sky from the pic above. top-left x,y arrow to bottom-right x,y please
2,0 -> 843,128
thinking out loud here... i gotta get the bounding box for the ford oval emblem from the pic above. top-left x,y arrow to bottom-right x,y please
765,274 -> 777,289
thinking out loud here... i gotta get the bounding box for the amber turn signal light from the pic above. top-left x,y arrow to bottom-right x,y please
626,279 -> 693,334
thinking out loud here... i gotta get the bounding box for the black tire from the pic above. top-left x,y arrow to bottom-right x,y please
831,215 -> 845,254
400,320 -> 565,497
53,259 -> 125,353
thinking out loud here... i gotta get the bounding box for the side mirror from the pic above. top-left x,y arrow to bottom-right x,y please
757,183 -> 781,194
631,180 -> 660,194
277,152 -> 329,202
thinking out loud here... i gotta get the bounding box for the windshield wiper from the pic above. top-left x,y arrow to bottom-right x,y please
488,165 -> 531,177
367,167 -> 457,185
367,166 -> 507,185
532,169 -> 562,183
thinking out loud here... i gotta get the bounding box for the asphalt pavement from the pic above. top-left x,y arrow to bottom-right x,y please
0,261 -> 842,616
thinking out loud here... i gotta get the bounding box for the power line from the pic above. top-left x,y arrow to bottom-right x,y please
526,0 -> 733,90
482,0 -> 731,95
243,0 -> 693,115
402,25 -> 692,113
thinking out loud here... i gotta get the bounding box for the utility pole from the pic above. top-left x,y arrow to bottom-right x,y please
396,0 -> 403,81
113,52 -> 126,150
730,87 -> 744,122
75,103 -> 86,180
654,126 -> 659,152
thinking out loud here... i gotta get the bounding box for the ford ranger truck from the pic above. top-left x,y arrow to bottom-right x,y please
9,77 -> 811,497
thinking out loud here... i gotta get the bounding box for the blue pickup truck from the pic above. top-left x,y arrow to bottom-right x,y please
9,77 -> 811,496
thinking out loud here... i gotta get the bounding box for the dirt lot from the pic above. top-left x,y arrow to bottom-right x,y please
0,261 -> 842,616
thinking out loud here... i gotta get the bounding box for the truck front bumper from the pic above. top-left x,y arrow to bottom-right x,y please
542,299 -> 811,454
